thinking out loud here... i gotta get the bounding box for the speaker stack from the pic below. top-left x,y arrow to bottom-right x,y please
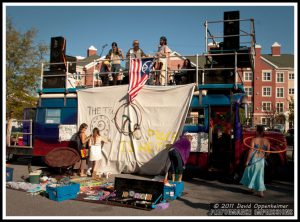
43,37 -> 77,89
204,11 -> 240,84
223,11 -> 240,50
50,36 -> 67,71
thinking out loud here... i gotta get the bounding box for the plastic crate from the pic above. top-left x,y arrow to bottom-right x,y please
163,181 -> 184,200
6,167 -> 14,182
46,183 -> 80,202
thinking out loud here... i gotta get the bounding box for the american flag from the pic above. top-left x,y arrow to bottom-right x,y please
128,58 -> 154,102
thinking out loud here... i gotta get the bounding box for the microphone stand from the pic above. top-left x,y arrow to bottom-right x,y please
100,44 -> 108,57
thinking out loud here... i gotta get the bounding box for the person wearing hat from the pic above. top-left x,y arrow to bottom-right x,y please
126,40 -> 147,77
107,42 -> 125,85
126,40 -> 147,59
154,36 -> 171,86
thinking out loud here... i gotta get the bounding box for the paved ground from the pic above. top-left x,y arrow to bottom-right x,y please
5,162 -> 294,217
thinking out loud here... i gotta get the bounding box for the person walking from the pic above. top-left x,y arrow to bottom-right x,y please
240,125 -> 270,197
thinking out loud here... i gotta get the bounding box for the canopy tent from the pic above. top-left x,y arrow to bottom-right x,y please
77,84 -> 195,175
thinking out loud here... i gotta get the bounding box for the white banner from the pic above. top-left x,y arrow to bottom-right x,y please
58,124 -> 77,142
77,84 -> 194,175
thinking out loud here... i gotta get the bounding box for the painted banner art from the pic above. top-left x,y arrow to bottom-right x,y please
77,84 -> 194,175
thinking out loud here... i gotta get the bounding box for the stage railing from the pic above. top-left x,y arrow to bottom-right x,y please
40,51 -> 254,90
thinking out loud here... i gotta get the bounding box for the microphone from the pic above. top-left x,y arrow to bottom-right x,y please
100,44 -> 108,57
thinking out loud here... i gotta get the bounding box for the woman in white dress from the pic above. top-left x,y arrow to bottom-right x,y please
89,127 -> 110,178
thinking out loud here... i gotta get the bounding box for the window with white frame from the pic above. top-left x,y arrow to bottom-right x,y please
262,87 -> 271,96
262,102 -> 272,111
244,87 -> 253,96
261,117 -> 271,127
74,72 -> 82,80
244,72 -> 253,81
263,71 -> 271,81
289,88 -> 294,95
289,102 -> 294,110
276,103 -> 284,113
289,73 -> 294,80
276,72 -> 284,83
45,109 -> 61,124
276,88 -> 284,98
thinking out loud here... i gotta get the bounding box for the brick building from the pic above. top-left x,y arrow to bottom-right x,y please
244,42 -> 294,130
168,42 -> 294,131
74,43 -> 294,131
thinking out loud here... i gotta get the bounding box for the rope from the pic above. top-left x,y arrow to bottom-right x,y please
114,102 -> 142,136
243,136 -> 287,153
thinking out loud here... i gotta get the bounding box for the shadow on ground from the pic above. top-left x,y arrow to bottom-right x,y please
176,196 -> 210,211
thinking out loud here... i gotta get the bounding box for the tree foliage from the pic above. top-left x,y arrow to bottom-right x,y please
6,17 -> 48,119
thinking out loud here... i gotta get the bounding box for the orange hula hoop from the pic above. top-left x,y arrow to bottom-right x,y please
243,136 -> 287,153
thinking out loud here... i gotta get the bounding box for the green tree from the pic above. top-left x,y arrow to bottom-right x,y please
239,107 -> 247,126
6,17 -> 48,119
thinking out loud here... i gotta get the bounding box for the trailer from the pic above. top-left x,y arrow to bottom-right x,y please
6,11 -> 287,178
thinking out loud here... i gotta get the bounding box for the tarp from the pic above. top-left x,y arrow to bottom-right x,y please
77,84 -> 195,175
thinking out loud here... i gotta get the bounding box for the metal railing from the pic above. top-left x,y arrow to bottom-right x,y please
204,18 -> 256,53
8,119 -> 33,149
203,17 -> 256,86
40,50 -> 255,91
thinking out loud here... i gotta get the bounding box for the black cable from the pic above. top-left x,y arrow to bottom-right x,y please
114,102 -> 142,136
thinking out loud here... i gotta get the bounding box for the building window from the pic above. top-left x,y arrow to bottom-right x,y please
289,73 -> 294,80
247,103 -> 253,117
261,117 -> 271,127
276,72 -> 284,83
262,87 -> 272,97
74,72 -> 82,80
289,88 -> 294,95
276,103 -> 284,113
289,102 -> 294,110
244,72 -> 253,81
263,71 -> 272,81
244,87 -> 253,96
276,87 -> 284,98
262,102 -> 272,111
45,109 -> 61,124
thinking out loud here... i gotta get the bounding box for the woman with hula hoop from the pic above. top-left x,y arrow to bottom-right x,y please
240,125 -> 270,198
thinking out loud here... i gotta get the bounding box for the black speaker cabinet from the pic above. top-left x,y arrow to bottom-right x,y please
50,36 -> 66,71
43,70 -> 66,88
224,11 -> 240,50
66,55 -> 77,73
204,65 -> 235,84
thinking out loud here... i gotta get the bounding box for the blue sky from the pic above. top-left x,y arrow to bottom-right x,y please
6,5 -> 295,58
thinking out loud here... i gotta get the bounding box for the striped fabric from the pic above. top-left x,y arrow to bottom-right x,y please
128,58 -> 153,102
